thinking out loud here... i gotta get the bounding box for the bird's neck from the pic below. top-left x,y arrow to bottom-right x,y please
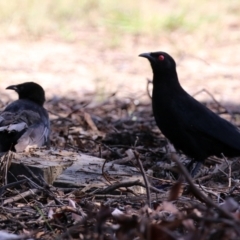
18,93 -> 45,106
152,70 -> 183,94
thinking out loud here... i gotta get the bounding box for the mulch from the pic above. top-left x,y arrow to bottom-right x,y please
0,90 -> 240,240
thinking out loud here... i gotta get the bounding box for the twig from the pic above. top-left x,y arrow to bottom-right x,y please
146,78 -> 152,99
18,173 -> 64,206
2,189 -> 40,205
4,151 -> 13,185
221,153 -> 232,188
35,205 -> 54,231
78,137 -> 123,158
134,150 -> 151,208
150,185 -> 167,194
91,180 -> 144,195
171,153 -> 239,221
134,136 -> 139,147
197,184 -> 224,202
7,215 -> 28,229
101,154 -> 115,185
99,144 -> 102,158
0,179 -> 27,196
20,163 -> 47,187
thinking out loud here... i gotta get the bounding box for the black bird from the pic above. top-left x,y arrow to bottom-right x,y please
139,51 -> 240,175
0,82 -> 50,152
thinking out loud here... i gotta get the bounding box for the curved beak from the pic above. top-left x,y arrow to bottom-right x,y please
6,85 -> 18,91
139,52 -> 154,61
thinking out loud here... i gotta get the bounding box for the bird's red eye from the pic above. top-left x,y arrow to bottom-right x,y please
158,55 -> 164,61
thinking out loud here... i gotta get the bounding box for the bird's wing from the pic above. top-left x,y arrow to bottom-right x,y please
176,95 -> 240,151
0,109 -> 50,152
0,110 -> 40,127
15,123 -> 49,152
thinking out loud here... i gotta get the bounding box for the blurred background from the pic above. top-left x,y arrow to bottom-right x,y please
0,0 -> 239,103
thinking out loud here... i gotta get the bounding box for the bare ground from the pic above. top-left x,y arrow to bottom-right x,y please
0,32 -> 240,104
0,30 -> 240,239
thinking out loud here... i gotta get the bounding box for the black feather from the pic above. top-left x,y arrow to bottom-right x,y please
139,51 -> 240,174
0,82 -> 50,152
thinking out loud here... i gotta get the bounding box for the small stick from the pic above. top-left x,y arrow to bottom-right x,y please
134,150 -> 151,208
3,189 -> 40,205
4,151 -> 13,185
0,179 -> 27,196
221,153 -> 232,188
90,180 -> 143,195
146,78 -> 152,99
171,153 -> 238,221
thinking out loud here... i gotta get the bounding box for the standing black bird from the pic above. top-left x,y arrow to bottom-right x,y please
0,82 -> 50,152
139,51 -> 240,175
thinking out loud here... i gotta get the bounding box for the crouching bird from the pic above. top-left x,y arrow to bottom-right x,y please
139,51 -> 240,176
0,82 -> 50,152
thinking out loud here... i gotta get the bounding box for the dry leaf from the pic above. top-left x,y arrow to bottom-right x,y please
168,180 -> 183,201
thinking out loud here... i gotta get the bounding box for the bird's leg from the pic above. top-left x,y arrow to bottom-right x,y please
187,160 -> 202,177
191,162 -> 202,177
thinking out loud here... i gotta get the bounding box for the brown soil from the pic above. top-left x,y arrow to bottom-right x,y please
0,33 -> 240,104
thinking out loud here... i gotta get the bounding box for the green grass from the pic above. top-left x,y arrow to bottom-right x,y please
0,0 -> 239,40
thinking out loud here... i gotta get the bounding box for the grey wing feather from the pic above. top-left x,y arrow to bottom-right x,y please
0,110 -> 40,128
15,123 -> 49,152
0,109 -> 50,152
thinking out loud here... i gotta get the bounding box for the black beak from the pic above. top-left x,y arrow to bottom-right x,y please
6,85 -> 18,91
139,52 -> 154,61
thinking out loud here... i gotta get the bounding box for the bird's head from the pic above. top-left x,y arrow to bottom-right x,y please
6,82 -> 46,106
139,51 -> 176,74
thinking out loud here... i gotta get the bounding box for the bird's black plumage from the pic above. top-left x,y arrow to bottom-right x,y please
0,82 -> 50,152
139,51 -> 240,173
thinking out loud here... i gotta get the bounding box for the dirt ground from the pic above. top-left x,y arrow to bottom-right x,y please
0,32 -> 240,105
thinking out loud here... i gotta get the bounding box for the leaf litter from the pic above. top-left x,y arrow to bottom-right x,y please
0,89 -> 240,240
